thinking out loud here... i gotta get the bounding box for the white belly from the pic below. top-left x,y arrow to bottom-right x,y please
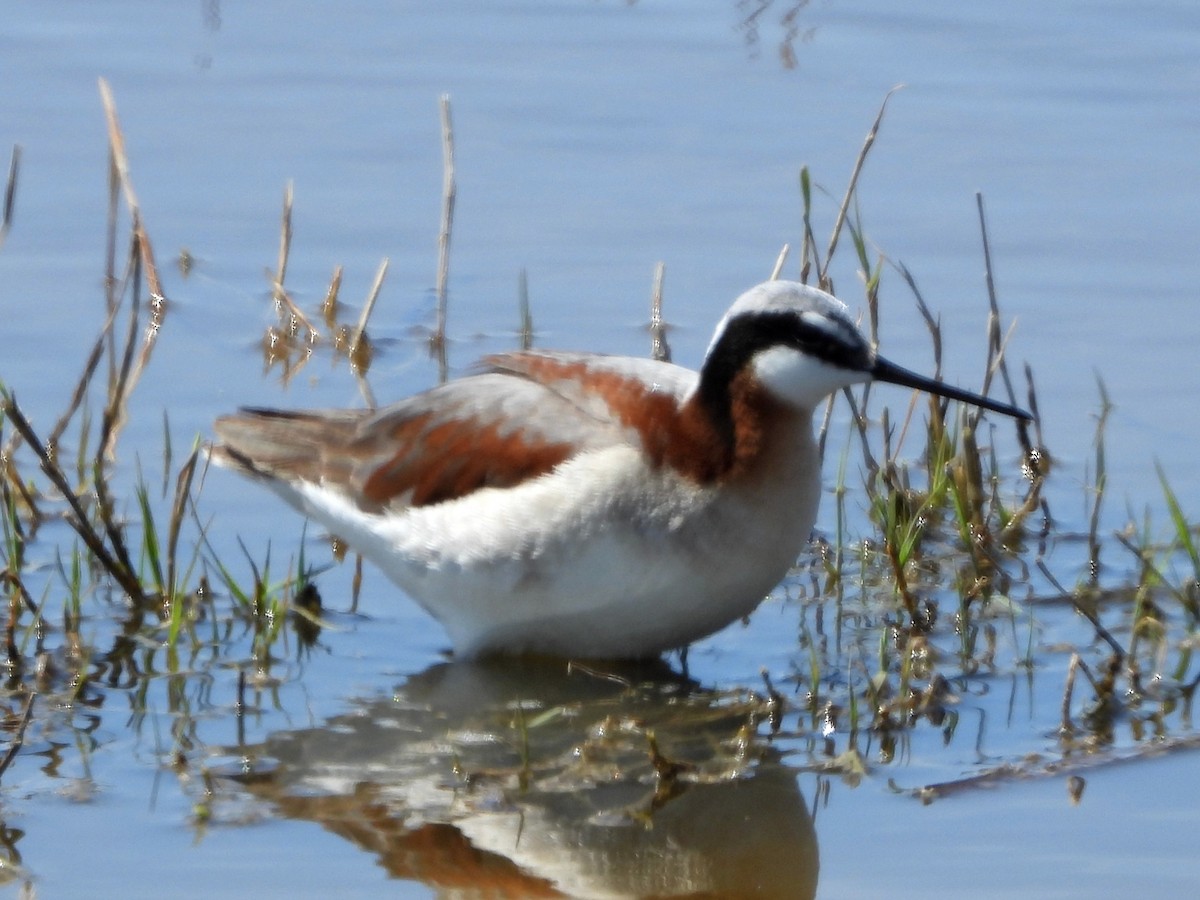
287,439 -> 819,658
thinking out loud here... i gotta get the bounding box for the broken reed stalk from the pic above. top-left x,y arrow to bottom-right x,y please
517,269 -> 533,351
0,471 -> 38,619
1035,558 -> 1126,659
104,138 -> 121,394
975,193 -> 1023,412
99,241 -> 144,465
0,437 -> 40,533
350,258 -> 389,359
816,97 -> 898,450
276,180 -> 293,290
160,409 -> 173,498
1086,377 -> 1112,588
897,261 -> 942,447
0,144 -> 18,251
2,396 -> 146,604
970,194 -> 1047,547
349,258 -> 388,409
270,183 -> 320,341
97,78 -> 173,456
164,448 -> 200,603
769,243 -> 790,281
97,79 -> 164,299
819,84 -> 902,289
434,94 -> 456,381
799,167 -> 820,283
975,190 -> 1043,482
321,265 -> 344,326
649,262 -> 671,363
897,262 -> 943,380
814,383 -> 837,462
0,693 -> 35,782
92,246 -> 146,586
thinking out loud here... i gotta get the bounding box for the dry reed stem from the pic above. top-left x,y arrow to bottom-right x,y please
351,553 -> 364,613
976,192 -> 1040,473
98,80 -> 173,454
321,265 -> 344,327
93,254 -> 145,577
97,80 -> 164,303
1035,559 -> 1125,658
769,244 -> 789,281
269,183 -> 320,341
354,373 -> 377,411
165,448 -> 200,601
0,469 -> 39,616
820,85 -> 902,288
975,193 -> 1023,411
799,168 -> 820,282
1022,361 -> 1046,458
351,258 -> 389,356
518,269 -> 533,351
814,386 -> 837,461
983,318 -> 1021,404
894,263 -> 942,451
898,263 -> 943,379
3,396 -> 145,603
434,94 -> 456,381
103,146 -> 121,398
649,262 -> 670,363
1059,652 -> 1083,735
346,259 -> 387,409
0,448 -> 40,533
0,144 -> 18,250
276,180 -> 293,289
0,693 -> 34,782
99,242 -> 144,462
1085,377 -> 1111,588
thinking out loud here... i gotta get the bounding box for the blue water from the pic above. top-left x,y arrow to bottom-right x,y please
2,1 -> 1199,897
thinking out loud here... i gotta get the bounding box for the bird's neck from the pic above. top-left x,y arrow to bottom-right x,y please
646,367 -> 794,484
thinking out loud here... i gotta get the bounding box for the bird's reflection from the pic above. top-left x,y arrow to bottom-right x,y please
228,657 -> 818,898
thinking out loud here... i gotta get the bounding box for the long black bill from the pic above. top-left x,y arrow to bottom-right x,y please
872,357 -> 1032,421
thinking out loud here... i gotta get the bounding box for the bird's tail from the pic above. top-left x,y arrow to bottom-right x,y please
211,407 -> 368,485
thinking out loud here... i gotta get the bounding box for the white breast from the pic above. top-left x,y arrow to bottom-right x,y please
284,412 -> 820,658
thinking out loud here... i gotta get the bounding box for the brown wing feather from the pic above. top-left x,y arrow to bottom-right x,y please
214,368 -> 626,512
360,413 -> 576,508
214,349 -> 763,512
483,352 -> 743,482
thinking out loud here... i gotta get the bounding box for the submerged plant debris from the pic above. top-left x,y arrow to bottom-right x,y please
0,85 -> 1196,894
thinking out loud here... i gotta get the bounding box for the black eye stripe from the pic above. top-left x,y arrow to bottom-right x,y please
792,316 -> 869,368
709,311 -> 870,375
695,310 -> 870,451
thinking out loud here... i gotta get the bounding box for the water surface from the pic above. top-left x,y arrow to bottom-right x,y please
1,2 -> 1198,897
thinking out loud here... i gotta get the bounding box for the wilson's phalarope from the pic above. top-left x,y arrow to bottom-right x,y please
213,280 -> 1030,659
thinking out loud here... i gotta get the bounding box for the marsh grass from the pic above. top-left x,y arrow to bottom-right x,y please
0,84 -> 321,817
0,83 -> 1195,889
766,95 -> 1197,798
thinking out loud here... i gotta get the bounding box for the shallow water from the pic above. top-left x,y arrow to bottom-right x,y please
2,2 -> 1199,897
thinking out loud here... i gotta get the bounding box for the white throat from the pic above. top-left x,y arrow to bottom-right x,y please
751,345 -> 870,412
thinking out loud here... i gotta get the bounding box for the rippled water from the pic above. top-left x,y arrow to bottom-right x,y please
2,2 -> 1199,897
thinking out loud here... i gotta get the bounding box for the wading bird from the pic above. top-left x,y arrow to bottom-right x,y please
213,280 -> 1029,658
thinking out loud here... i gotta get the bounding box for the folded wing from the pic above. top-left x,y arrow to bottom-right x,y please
213,351 -> 698,513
